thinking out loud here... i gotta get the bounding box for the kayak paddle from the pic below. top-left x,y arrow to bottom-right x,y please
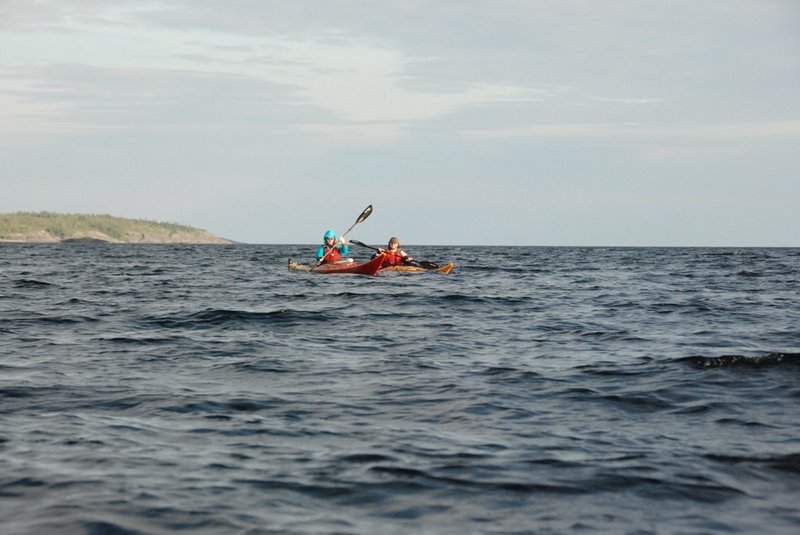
318,205 -> 373,265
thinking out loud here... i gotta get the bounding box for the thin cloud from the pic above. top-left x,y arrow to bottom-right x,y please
460,121 -> 800,140
589,96 -> 663,105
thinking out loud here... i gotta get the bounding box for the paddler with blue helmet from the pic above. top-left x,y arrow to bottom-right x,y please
316,230 -> 349,264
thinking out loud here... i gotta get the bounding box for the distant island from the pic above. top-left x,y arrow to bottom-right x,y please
0,212 -> 233,244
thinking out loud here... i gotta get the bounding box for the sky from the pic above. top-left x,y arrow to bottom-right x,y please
1,0 -> 798,246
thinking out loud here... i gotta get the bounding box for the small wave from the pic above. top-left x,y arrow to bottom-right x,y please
439,294 -> 489,304
600,393 -> 673,412
0,387 -> 38,399
369,466 -> 582,495
336,453 -> 399,464
83,521 -> 144,535
680,352 -> 800,369
7,312 -> 101,326
236,478 -> 354,499
161,397 -> 289,414
140,308 -> 334,330
588,472 -> 744,503
702,250 -> 741,257
576,329 -> 647,342
13,279 -> 53,288
226,358 -> 295,373
439,294 -> 530,306
100,335 -> 188,346
731,270 -> 762,278
0,477 -> 46,497
474,367 -> 543,384
706,452 -> 800,475
768,454 -> 800,474
465,265 -> 501,272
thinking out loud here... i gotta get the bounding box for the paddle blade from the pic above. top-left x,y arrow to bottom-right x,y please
355,205 -> 373,224
340,205 -> 374,243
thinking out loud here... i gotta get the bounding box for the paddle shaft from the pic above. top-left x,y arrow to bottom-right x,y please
349,239 -> 381,253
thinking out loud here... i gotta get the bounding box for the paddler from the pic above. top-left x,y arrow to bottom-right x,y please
316,230 -> 349,264
372,236 -> 413,266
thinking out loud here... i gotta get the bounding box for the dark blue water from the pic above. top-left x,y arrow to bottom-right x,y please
1,244 -> 799,534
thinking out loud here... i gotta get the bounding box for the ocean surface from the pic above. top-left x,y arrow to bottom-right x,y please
1,244 -> 799,534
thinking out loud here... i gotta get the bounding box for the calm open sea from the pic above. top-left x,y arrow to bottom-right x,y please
1,244 -> 799,534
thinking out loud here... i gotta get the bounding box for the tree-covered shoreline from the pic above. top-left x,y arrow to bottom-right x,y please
0,212 -> 232,244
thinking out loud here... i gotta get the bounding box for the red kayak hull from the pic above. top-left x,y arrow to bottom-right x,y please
288,254 -> 385,276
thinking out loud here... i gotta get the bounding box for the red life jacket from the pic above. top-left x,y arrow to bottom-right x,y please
382,250 -> 405,265
319,245 -> 342,264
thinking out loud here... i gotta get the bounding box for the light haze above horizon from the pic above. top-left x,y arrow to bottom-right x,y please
2,1 -> 798,246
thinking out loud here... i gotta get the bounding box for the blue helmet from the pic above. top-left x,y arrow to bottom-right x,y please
323,230 -> 336,241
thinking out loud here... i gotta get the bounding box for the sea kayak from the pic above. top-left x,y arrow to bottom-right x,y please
287,254 -> 385,276
378,262 -> 455,274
